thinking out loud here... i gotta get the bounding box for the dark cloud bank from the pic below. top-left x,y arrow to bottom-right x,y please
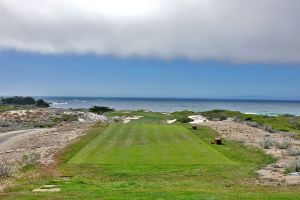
0,0 -> 299,64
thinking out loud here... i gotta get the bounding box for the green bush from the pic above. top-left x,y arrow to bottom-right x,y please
176,117 -> 193,123
36,99 -> 50,108
89,106 -> 114,114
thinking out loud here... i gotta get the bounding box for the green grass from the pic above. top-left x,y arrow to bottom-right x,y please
3,122 -> 300,200
108,110 -> 174,124
0,105 -> 16,112
68,124 -> 235,172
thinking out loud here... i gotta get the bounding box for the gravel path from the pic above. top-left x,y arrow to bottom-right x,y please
0,129 -> 42,149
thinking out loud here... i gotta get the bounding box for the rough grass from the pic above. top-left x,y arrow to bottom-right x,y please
0,105 -> 16,113
201,110 -> 300,135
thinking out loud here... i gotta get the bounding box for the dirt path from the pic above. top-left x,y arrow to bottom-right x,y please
0,129 -> 43,149
202,121 -> 300,185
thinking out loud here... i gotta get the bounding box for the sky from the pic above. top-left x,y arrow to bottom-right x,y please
0,0 -> 300,99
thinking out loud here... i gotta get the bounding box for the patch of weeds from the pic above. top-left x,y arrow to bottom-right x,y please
274,138 -> 291,149
263,124 -> 274,133
21,153 -> 40,172
259,137 -> 273,149
246,121 -> 259,127
284,132 -> 296,139
0,162 -> 13,178
287,148 -> 300,156
285,157 -> 300,173
279,128 -> 289,132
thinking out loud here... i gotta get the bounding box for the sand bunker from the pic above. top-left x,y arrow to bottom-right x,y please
188,115 -> 207,124
123,116 -> 143,123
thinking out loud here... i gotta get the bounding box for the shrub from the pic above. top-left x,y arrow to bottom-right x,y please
274,138 -> 291,149
284,132 -> 296,139
0,162 -> 13,178
36,99 -> 50,108
263,124 -> 274,133
172,110 -> 195,118
201,110 -> 227,121
177,117 -> 193,123
245,117 -> 253,121
21,154 -> 40,171
279,128 -> 289,132
259,137 -> 273,149
287,148 -> 300,156
285,157 -> 300,173
233,117 -> 241,123
89,106 -> 114,115
246,121 -> 258,127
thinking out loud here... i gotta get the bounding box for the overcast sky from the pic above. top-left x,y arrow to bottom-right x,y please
1,0 -> 300,64
0,1 -> 300,98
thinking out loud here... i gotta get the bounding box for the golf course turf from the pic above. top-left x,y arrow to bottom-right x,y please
2,116 -> 300,199
68,124 -> 235,170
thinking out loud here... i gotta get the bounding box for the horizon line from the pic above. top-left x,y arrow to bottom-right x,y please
2,95 -> 300,102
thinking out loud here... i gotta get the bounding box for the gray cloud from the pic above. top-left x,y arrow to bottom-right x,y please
0,0 -> 299,63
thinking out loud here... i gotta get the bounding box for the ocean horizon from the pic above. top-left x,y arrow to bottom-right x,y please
42,96 -> 300,116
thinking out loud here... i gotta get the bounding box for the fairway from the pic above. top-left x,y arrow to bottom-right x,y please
68,124 -> 235,170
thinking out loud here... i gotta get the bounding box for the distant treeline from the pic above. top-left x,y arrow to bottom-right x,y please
1,96 -> 50,108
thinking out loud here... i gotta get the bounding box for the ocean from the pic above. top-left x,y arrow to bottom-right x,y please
42,97 -> 300,116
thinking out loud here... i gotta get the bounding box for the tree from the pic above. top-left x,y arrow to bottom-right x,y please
89,106 -> 114,114
1,96 -> 35,105
36,99 -> 50,108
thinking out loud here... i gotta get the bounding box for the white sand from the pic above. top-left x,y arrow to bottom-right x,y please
123,116 -> 143,123
167,119 -> 176,124
188,115 -> 207,124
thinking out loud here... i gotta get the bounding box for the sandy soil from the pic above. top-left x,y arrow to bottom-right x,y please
201,120 -> 300,185
188,115 -> 207,124
0,123 -> 89,166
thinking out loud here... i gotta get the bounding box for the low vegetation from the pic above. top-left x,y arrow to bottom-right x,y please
285,157 -> 300,173
89,106 -> 114,114
0,162 -> 13,178
0,105 -> 16,113
274,138 -> 291,149
259,137 -> 274,149
201,109 -> 300,135
287,148 -> 300,156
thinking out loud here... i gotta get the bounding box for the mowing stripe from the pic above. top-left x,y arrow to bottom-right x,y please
68,124 -> 236,169
68,125 -> 118,163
